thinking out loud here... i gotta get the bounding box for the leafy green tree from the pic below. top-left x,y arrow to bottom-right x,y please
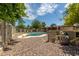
42,22 -> 46,28
27,25 -> 30,28
16,21 -> 26,29
50,23 -> 56,27
27,25 -> 31,29
64,3 -> 79,25
31,19 -> 42,29
0,3 -> 27,50
63,4 -> 79,45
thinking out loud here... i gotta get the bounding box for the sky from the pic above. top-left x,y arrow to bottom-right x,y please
21,3 -> 69,27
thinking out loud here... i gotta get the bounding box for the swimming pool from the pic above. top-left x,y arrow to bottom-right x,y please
27,32 -> 47,36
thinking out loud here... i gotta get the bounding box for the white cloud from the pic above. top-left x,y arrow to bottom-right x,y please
59,3 -> 73,14
37,3 -> 58,16
64,3 -> 73,8
65,4 -> 70,8
22,13 -> 37,20
27,12 -> 37,20
24,4 -> 37,20
24,3 -> 59,20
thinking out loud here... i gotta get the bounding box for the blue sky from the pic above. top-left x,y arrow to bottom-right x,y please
22,3 -> 69,26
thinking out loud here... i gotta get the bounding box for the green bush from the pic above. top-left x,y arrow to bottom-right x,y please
70,38 -> 79,46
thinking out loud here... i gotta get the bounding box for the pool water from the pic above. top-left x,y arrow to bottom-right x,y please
27,32 -> 47,36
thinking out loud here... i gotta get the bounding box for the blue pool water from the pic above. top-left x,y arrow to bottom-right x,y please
27,32 -> 47,36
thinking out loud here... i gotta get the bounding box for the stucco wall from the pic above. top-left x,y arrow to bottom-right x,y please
47,30 -> 76,43
48,30 -> 58,43
60,26 -> 74,31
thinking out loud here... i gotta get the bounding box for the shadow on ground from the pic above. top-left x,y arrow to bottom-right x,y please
59,45 -> 79,56
3,47 -> 12,51
4,39 -> 20,51
8,39 -> 20,45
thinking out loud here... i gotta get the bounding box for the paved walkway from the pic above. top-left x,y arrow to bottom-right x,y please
1,36 -> 79,56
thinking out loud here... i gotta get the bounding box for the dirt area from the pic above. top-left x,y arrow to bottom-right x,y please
1,34 -> 79,56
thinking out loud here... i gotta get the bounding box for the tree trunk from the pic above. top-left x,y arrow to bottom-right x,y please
6,23 -> 12,44
1,21 -> 7,50
7,24 -> 11,44
9,24 -> 12,41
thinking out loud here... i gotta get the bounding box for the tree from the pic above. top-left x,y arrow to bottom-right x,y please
50,23 -> 56,27
27,25 -> 31,29
42,22 -> 46,28
64,3 -> 79,25
17,23 -> 26,29
0,3 -> 27,50
16,21 -> 26,29
63,4 -> 79,45
31,19 -> 42,29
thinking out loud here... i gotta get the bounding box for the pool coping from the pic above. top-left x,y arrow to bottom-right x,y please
17,33 -> 48,38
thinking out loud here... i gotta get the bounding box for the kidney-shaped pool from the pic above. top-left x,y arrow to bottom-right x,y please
27,32 -> 47,36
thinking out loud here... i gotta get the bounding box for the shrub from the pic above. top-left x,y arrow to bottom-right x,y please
70,38 -> 79,46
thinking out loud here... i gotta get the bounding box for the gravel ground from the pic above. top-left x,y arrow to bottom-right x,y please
1,34 -> 79,56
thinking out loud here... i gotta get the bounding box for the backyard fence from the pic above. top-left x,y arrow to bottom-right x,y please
16,28 -> 47,33
47,26 -> 79,46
